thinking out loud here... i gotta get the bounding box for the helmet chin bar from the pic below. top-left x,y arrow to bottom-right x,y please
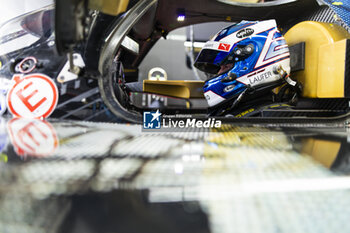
209,65 -> 302,117
209,80 -> 284,117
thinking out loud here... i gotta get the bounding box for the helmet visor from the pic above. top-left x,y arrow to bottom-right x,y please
194,41 -> 234,74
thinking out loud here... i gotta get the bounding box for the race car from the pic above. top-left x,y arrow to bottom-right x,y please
0,0 -> 349,123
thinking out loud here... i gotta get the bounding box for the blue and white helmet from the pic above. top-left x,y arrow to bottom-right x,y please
194,20 -> 290,108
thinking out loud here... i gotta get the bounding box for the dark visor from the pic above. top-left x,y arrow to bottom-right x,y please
194,49 -> 230,74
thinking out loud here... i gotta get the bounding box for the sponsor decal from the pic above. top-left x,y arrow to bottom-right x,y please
218,43 -> 231,52
7,118 -> 59,158
248,71 -> 273,85
7,73 -> 58,118
235,108 -> 255,118
236,28 -> 254,38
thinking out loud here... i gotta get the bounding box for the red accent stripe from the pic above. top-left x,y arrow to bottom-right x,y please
247,72 -> 257,78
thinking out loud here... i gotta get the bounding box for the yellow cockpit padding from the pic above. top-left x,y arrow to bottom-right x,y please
89,0 -> 129,16
143,80 -> 204,99
284,21 -> 350,98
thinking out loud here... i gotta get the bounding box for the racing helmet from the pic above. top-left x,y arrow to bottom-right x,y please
194,20 -> 290,110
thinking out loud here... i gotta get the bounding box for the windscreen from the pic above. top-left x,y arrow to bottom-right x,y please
0,5 -> 54,57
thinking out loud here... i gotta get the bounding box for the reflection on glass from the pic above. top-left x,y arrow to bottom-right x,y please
7,118 -> 58,158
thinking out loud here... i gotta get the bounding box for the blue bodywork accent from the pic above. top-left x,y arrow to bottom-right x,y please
322,0 -> 350,29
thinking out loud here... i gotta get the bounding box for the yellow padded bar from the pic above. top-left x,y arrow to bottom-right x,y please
143,80 -> 204,99
284,21 -> 350,98
89,0 -> 129,16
